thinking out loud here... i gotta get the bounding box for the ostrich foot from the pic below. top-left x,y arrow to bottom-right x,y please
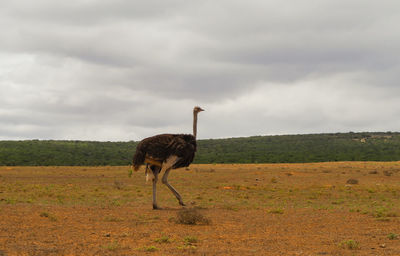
153,204 -> 162,210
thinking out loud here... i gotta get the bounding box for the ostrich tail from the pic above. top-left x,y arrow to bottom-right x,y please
132,149 -> 145,172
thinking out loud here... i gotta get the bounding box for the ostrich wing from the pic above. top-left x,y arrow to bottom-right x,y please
137,134 -> 196,168
167,135 -> 196,168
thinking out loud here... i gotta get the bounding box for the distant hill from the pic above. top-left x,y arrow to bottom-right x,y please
1,132 -> 400,166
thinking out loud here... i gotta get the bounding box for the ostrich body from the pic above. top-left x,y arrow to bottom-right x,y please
132,106 -> 204,209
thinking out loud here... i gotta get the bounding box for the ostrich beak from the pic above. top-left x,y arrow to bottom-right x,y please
199,107 -> 205,112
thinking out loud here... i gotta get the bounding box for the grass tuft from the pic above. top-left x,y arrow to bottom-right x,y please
268,208 -> 284,214
346,179 -> 359,184
143,245 -> 158,252
184,236 -> 198,245
339,239 -> 360,250
155,235 -> 171,243
101,240 -> 120,251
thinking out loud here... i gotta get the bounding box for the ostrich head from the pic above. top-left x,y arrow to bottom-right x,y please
193,106 -> 204,138
193,106 -> 205,114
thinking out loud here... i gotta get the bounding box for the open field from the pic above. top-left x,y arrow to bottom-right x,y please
0,162 -> 399,255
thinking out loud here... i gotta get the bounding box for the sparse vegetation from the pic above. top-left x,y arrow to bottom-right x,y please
142,245 -> 158,252
346,179 -> 359,184
339,240 -> 360,250
388,233 -> 398,240
176,236 -> 199,250
184,236 -> 198,245
155,235 -> 171,243
383,170 -> 393,176
0,163 -> 399,255
268,208 -> 284,214
372,207 -> 398,219
101,241 -> 120,251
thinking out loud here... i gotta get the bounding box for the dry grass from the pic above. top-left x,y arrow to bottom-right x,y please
0,162 -> 399,255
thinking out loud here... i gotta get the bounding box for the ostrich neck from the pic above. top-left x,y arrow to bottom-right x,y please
193,112 -> 198,139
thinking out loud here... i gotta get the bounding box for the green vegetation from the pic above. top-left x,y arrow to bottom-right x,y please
142,245 -> 158,252
0,140 -> 136,166
155,235 -> 172,244
1,132 -> 400,166
177,236 -> 198,250
101,241 -> 121,251
183,236 -> 198,245
339,239 -> 360,250
196,132 -> 400,163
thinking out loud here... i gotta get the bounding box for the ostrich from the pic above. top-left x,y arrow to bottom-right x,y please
132,106 -> 204,209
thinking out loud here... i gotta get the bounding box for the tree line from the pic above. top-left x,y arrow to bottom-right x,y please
1,132 -> 399,166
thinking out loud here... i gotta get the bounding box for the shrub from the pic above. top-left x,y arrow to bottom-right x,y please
102,241 -> 120,251
143,246 -> 158,252
176,208 -> 210,225
268,208 -> 284,214
339,240 -> 360,250
155,236 -> 171,243
184,236 -> 198,245
346,179 -> 359,184
383,170 -> 392,176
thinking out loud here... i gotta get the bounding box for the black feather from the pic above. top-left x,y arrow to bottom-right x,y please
132,134 -> 197,171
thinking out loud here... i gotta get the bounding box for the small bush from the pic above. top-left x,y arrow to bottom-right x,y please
268,208 -> 284,214
176,208 -> 210,225
40,212 -> 49,218
383,170 -> 392,176
143,246 -> 158,252
102,241 -> 120,251
388,233 -> 398,240
155,236 -> 171,243
339,240 -> 360,250
346,179 -> 359,184
372,208 -> 398,218
184,236 -> 198,245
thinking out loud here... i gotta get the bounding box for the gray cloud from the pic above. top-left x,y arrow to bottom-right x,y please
0,0 -> 399,140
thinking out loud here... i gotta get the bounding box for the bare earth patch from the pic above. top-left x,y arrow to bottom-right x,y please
0,162 -> 399,255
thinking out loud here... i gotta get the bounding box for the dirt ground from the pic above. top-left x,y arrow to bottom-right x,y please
0,162 -> 399,255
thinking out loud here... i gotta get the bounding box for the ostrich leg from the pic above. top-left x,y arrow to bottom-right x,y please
158,155 -> 185,206
151,166 -> 161,210
162,168 -> 186,206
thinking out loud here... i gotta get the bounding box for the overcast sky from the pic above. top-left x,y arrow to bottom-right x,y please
1,0 -> 400,141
